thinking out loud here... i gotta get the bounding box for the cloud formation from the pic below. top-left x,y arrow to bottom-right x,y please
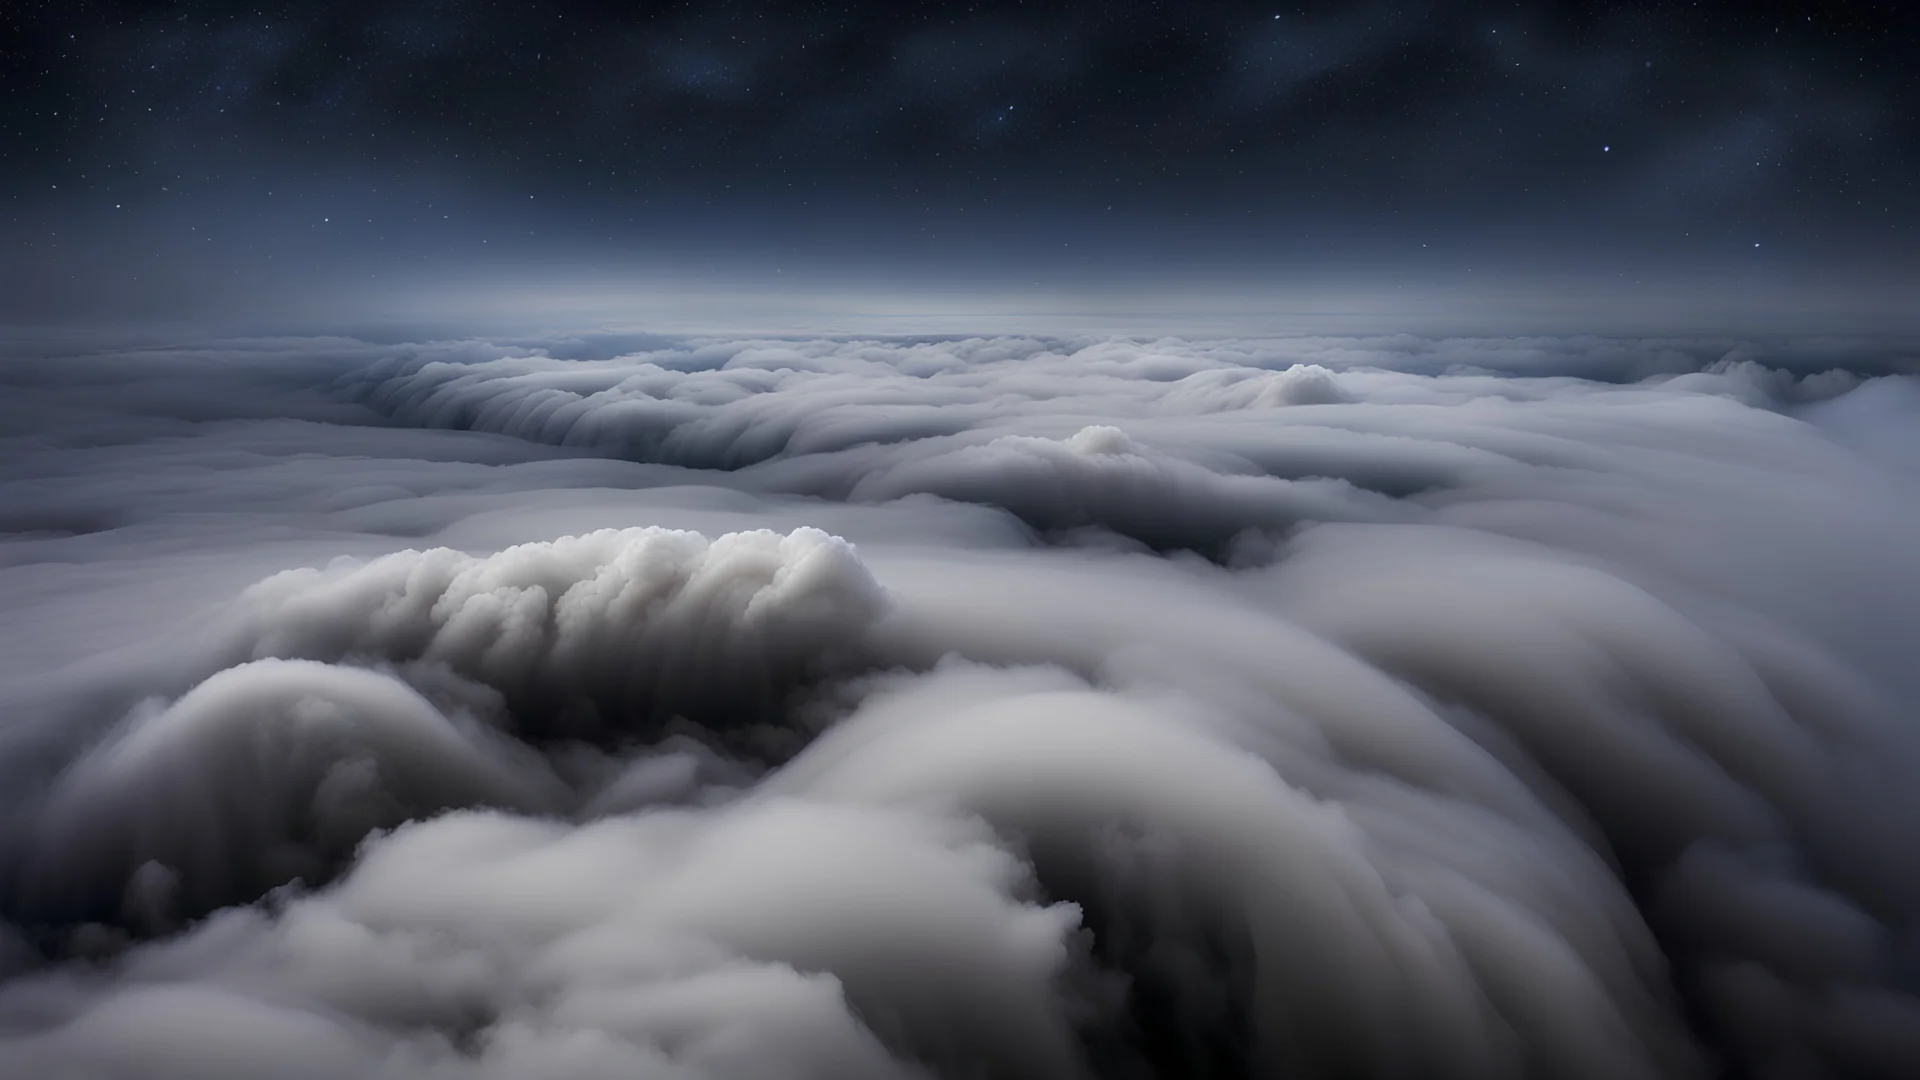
2,329 -> 1918,1078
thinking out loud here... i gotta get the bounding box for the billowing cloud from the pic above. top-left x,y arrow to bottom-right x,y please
2,329 -> 1917,1078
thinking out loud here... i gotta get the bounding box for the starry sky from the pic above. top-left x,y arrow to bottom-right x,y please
4,1 -> 1917,328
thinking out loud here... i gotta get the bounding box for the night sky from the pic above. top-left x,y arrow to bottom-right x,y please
4,1 -> 1918,325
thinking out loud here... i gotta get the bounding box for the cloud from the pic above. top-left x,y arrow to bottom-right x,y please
11,659 -> 560,931
2,329 -> 1919,1078
1,800 -> 1083,1080
232,525 -> 890,747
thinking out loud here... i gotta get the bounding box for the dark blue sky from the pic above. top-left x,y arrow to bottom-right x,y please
5,1 -> 1917,326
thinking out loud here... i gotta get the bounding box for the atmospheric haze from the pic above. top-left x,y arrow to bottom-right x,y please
2,324 -> 1919,1079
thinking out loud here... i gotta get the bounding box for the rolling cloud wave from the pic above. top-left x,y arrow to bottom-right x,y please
2,331 -> 1917,1078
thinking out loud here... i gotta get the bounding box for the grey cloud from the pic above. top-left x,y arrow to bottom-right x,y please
11,659 -> 561,930
332,334 -> 1888,553
3,800 -> 1080,1080
2,328 -> 1919,1078
232,525 -> 890,746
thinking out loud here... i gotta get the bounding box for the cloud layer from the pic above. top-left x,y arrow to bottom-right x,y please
2,329 -> 1918,1079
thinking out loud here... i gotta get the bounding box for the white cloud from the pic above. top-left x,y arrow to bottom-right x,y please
2,329 -> 1918,1078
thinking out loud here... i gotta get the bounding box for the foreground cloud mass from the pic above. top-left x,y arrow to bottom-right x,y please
2,329 -> 1918,1079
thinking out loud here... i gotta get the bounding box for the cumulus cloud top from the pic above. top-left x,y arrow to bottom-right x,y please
235,525 -> 890,742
